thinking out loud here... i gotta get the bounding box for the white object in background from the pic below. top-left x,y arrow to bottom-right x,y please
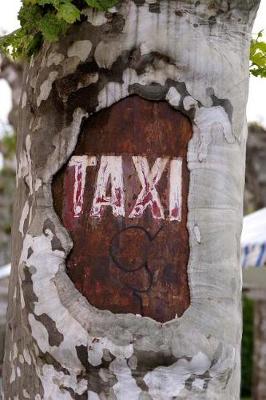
0,263 -> 11,280
241,208 -> 266,268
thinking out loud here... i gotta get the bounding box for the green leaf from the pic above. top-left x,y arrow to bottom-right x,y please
4,0 -> 264,67
257,30 -> 264,39
250,31 -> 266,78
27,32 -> 44,56
19,4 -> 40,26
39,12 -> 69,41
250,67 -> 266,78
84,0 -> 118,11
256,41 -> 266,53
23,0 -> 38,5
38,0 -> 61,9
252,53 -> 266,68
57,3 -> 81,23
0,28 -> 42,59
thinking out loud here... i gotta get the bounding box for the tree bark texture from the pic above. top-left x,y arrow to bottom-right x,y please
2,1 -> 260,399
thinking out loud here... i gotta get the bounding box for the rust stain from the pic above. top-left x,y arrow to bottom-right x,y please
52,96 -> 192,322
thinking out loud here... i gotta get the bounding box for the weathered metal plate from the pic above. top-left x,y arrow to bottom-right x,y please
52,96 -> 192,322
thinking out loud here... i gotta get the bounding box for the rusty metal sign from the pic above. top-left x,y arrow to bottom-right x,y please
53,96 -> 192,322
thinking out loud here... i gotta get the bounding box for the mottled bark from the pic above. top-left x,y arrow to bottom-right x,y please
2,1 -> 260,399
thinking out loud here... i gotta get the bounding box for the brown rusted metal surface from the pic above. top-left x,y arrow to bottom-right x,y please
52,96 -> 192,322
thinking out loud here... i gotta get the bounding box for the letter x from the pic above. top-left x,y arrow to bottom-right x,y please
129,156 -> 168,219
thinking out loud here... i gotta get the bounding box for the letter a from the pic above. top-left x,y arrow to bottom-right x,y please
90,156 -> 125,218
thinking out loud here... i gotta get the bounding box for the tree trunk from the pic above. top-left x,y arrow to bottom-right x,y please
3,1 -> 260,399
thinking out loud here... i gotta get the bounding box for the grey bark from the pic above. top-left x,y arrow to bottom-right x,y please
2,1 -> 260,399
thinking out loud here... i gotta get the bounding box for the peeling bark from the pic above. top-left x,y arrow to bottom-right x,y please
3,1 -> 260,399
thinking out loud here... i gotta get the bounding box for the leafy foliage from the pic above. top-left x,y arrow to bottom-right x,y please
241,296 -> 254,398
250,31 -> 266,78
84,0 -> 118,9
0,0 -> 266,80
0,130 -> 17,246
0,0 -> 118,59
1,132 -> 17,161
38,12 -> 69,42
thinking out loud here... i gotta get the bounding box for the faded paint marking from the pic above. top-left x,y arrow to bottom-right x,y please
129,157 -> 168,220
169,158 -> 182,221
90,156 -> 125,218
66,155 -> 183,221
69,156 -> 96,218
